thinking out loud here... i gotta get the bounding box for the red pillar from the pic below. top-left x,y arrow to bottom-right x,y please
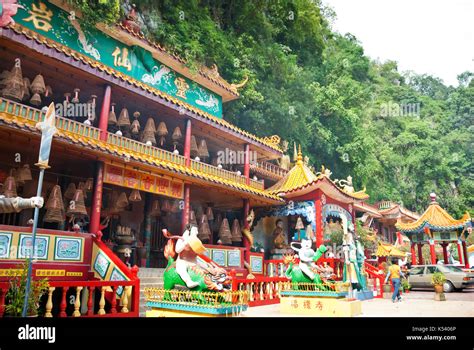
462,240 -> 469,268
89,162 -> 104,234
184,119 -> 192,166
181,184 -> 190,233
244,144 -> 250,185
98,85 -> 112,141
411,243 -> 417,265
314,198 -> 323,248
417,243 -> 424,265
457,240 -> 464,265
243,198 -> 250,263
429,240 -> 437,264
442,243 -> 448,264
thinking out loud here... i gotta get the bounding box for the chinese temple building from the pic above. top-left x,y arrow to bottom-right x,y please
0,0 -> 292,316
355,200 -> 419,245
396,193 -> 472,268
252,147 -> 370,264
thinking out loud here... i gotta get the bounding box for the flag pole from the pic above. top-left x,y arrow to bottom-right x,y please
22,103 -> 56,317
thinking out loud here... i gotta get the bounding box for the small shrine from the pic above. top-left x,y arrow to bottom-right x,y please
396,193 -> 472,267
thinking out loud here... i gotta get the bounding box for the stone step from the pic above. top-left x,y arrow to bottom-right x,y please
137,268 -> 165,278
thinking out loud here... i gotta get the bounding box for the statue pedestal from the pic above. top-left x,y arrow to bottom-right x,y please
280,296 -> 362,317
145,301 -> 248,317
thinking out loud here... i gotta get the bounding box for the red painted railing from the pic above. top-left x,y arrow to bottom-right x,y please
364,261 -> 384,298
230,271 -> 288,307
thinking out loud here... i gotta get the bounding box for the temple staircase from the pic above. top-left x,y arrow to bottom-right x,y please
138,268 -> 165,317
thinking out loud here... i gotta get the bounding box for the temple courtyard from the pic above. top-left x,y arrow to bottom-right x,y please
243,287 -> 474,317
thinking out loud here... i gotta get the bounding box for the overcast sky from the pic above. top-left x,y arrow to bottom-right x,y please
322,0 -> 474,86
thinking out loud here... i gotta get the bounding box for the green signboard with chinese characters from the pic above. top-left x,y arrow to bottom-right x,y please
15,0 -> 223,118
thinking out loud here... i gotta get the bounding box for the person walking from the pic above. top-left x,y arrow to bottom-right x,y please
384,259 -> 405,303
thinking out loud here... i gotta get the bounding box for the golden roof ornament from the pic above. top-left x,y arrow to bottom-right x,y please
230,76 -> 249,93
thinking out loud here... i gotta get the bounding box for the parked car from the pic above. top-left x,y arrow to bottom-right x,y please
408,265 -> 474,292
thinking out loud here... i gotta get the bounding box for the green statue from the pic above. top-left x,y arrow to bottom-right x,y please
284,241 -> 327,286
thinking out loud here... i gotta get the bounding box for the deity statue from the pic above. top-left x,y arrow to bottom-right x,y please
290,239 -> 316,280
278,140 -> 291,170
0,195 -> 43,213
337,176 -> 354,193
162,226 -> 231,291
272,219 -> 287,249
341,215 -> 366,292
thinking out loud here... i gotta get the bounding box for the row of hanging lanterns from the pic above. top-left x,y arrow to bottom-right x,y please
0,58 -> 52,106
107,105 -> 184,148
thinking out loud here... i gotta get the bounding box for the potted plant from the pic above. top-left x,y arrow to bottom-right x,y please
401,278 -> 411,293
431,272 -> 446,293
5,261 -> 49,317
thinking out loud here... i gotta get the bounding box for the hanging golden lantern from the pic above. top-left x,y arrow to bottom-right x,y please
205,206 -> 214,221
108,103 -> 118,126
2,58 -> 24,101
150,199 -> 161,217
172,126 -> 182,150
141,117 -> 157,145
218,218 -> 232,245
46,185 -> 64,210
197,139 -> 209,159
116,192 -> 129,209
66,189 -> 87,217
84,178 -> 94,192
231,219 -> 242,242
195,204 -> 204,221
3,172 -> 17,198
77,181 -> 87,199
131,111 -> 141,135
17,164 -> 33,182
190,135 -> 199,158
198,214 -> 211,242
44,186 -> 65,223
189,210 -> 198,227
295,216 -> 305,230
30,73 -> 46,106
156,121 -> 168,146
63,182 -> 77,200
117,107 -> 131,130
71,88 -> 80,104
129,189 -> 142,202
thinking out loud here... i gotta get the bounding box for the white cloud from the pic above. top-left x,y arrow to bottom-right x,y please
323,0 -> 474,86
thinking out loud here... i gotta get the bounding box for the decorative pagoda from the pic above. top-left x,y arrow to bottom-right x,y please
396,193 -> 472,267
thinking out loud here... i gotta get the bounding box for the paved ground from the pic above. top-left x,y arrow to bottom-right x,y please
243,287 -> 474,317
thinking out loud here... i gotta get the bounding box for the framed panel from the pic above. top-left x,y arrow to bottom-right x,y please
54,237 -> 83,261
18,234 -> 49,260
227,250 -> 242,267
93,251 -> 111,279
0,232 -> 13,259
250,255 -> 263,274
211,249 -> 227,266
110,267 -> 128,297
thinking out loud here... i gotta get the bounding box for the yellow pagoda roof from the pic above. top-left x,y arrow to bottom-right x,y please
395,194 -> 471,234
267,146 -> 320,195
267,147 -> 369,202
376,242 -> 406,258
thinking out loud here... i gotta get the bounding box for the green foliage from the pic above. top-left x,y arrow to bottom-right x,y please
401,278 -> 411,291
67,0 -> 122,26
431,272 -> 446,286
5,261 -> 49,316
